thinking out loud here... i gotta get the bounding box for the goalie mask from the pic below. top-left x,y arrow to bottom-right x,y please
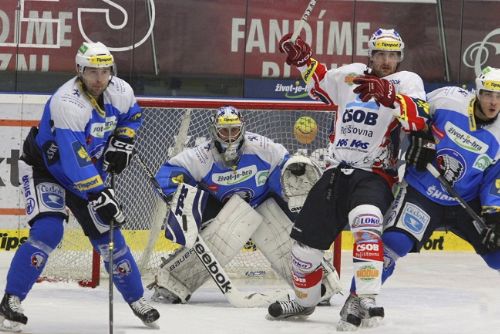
368,28 -> 405,61
210,106 -> 245,166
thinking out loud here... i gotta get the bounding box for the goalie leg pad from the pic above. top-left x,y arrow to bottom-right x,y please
291,241 -> 324,307
166,183 -> 209,247
349,204 -> 384,296
253,198 -> 293,284
254,198 -> 342,301
152,195 -> 263,300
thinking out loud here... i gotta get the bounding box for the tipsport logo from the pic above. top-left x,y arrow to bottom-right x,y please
463,28 -> 500,75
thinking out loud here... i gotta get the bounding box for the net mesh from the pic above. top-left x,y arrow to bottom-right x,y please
41,99 -> 336,285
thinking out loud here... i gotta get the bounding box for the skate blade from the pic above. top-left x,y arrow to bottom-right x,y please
361,316 -> 383,328
143,320 -> 160,329
0,316 -> 23,333
336,320 -> 360,331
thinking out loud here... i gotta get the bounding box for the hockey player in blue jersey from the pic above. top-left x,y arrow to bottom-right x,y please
375,66 -> 500,324
147,106 -> 341,306
0,42 -> 159,331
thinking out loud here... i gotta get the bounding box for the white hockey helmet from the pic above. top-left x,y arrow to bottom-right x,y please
75,41 -> 115,75
475,66 -> 500,96
368,28 -> 405,61
210,106 -> 246,165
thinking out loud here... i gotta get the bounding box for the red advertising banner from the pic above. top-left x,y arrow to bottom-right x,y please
0,0 -> 498,83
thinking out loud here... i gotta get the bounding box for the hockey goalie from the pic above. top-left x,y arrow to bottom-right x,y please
146,106 -> 341,307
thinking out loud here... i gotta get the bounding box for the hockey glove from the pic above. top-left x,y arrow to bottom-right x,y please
353,74 -> 396,108
481,213 -> 500,251
278,33 -> 312,67
103,136 -> 134,174
405,131 -> 436,172
88,188 -> 125,230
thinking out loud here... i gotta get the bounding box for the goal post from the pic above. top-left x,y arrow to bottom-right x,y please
40,98 -> 341,287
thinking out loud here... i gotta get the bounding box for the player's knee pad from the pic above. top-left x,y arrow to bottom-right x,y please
152,195 -> 263,300
349,204 -> 383,295
253,197 -> 294,284
18,160 -> 68,224
291,241 -> 324,307
29,215 -> 65,251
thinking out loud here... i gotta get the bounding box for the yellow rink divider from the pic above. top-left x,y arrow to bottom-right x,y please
0,229 -> 475,253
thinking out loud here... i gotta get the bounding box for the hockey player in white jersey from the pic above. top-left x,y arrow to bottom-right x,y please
147,106 -> 341,306
267,28 -> 430,329
0,42 -> 159,332
380,66 -> 500,320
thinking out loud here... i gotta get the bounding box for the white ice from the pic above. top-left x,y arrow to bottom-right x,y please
1,251 -> 499,334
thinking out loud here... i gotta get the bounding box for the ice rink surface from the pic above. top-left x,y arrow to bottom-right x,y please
1,251 -> 499,334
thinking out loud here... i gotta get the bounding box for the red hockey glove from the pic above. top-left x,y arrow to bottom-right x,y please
278,33 -> 312,67
353,75 -> 396,108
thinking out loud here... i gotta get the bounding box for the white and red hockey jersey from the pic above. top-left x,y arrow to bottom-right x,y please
300,61 -> 429,186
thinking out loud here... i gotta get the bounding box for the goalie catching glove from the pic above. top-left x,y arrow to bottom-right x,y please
281,154 -> 323,212
103,135 -> 134,174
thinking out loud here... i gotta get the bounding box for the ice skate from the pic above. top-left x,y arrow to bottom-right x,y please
267,299 -> 315,320
336,294 -> 384,331
0,294 -> 28,332
129,297 -> 160,329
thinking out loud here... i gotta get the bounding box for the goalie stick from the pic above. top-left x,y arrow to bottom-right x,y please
134,153 -> 291,307
290,0 -> 318,42
426,163 -> 487,233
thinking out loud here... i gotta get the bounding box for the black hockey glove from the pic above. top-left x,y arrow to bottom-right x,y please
405,131 -> 436,172
88,188 -> 125,227
481,213 -> 500,251
103,136 -> 134,174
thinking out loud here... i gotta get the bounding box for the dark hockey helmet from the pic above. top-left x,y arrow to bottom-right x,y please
210,106 -> 246,166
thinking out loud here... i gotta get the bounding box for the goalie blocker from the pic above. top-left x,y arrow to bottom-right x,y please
149,182 -> 341,306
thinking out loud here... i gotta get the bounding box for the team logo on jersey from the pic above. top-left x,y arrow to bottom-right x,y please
72,141 -> 92,167
437,149 -> 466,186
255,170 -> 269,186
401,202 -> 429,238
445,122 -> 488,153
37,182 -> 65,210
473,154 -> 492,171
114,259 -> 132,277
212,165 -> 257,185
42,141 -> 59,165
344,73 -> 357,86
31,252 -> 46,270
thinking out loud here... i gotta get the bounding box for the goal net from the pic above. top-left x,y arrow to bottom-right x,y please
40,98 -> 340,287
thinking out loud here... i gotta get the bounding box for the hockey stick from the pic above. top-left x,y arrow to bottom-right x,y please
134,153 -> 291,307
290,0 -> 318,42
426,163 -> 487,233
108,173 -> 116,334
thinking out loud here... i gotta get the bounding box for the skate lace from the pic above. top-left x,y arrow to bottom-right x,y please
130,297 -> 154,314
359,296 -> 376,311
341,295 -> 362,318
7,295 -> 24,314
279,300 -> 304,315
